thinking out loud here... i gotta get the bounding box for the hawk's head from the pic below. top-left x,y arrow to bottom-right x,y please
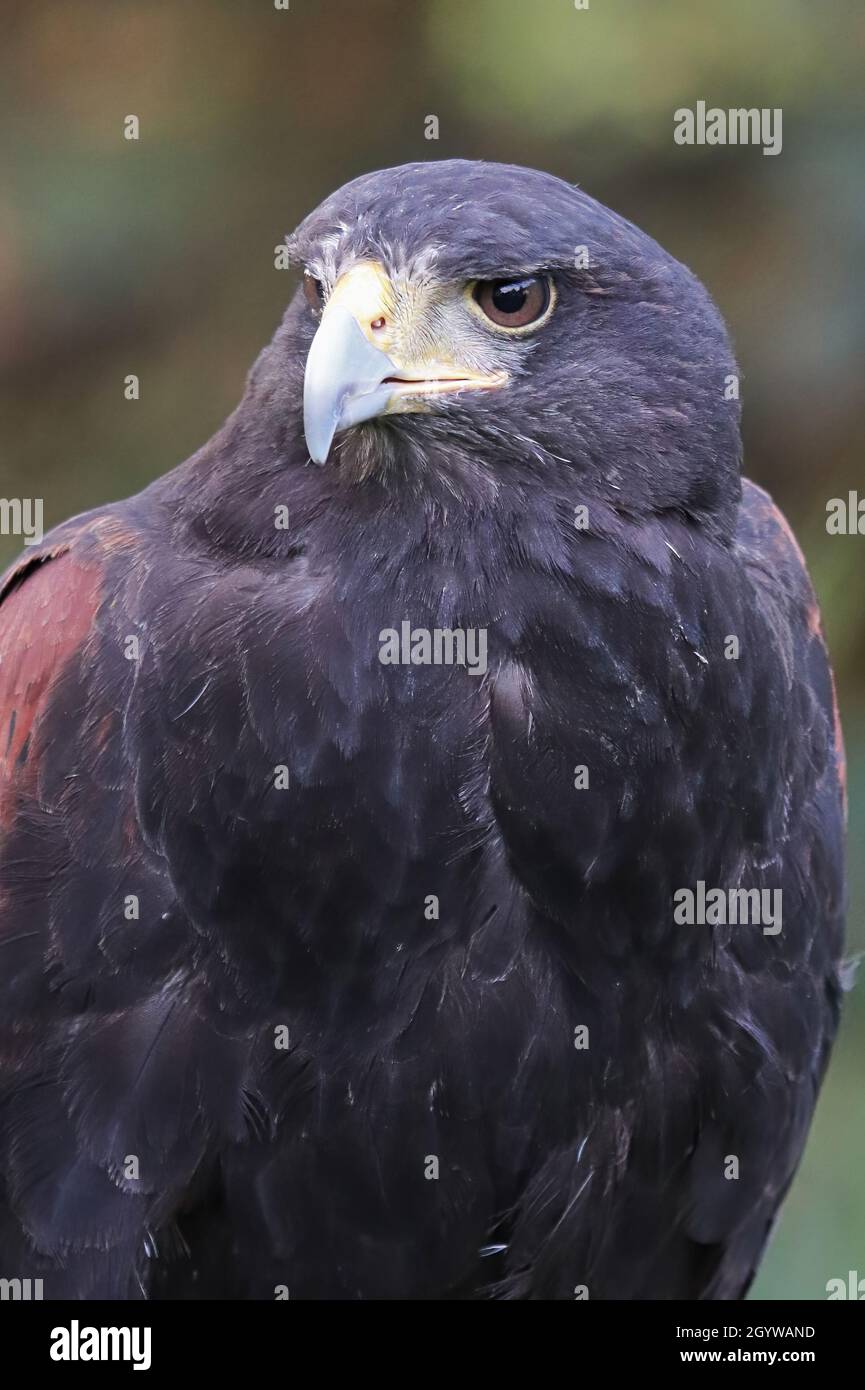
275,160 -> 740,527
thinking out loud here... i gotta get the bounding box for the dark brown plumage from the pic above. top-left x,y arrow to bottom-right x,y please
0,161 -> 846,1299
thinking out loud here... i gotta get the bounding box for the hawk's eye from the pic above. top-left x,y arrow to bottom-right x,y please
472,275 -> 552,330
303,273 -> 324,312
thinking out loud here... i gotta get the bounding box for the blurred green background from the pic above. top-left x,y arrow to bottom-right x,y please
1,0 -> 862,1299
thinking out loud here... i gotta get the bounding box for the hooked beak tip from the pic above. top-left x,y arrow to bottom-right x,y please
305,417 -> 337,466
303,305 -> 396,465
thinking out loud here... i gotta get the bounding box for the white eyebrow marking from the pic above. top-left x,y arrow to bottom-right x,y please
306,230 -> 447,293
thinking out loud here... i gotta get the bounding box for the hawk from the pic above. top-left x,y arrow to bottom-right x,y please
0,161 -> 846,1299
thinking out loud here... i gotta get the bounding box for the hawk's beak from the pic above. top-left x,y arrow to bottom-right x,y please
303,305 -> 396,465
302,260 -> 506,464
